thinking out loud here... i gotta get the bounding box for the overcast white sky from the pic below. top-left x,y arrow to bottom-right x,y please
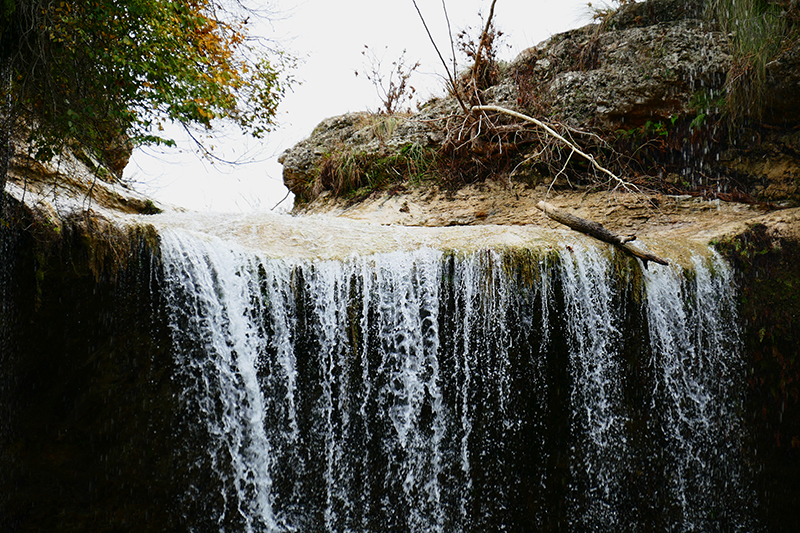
127,0 -> 600,213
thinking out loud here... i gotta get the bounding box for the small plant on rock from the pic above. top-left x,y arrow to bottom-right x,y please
356,46 -> 420,115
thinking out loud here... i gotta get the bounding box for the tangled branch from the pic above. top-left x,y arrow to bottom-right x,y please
471,105 -> 639,193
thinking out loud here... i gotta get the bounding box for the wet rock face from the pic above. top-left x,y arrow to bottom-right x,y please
0,206 -> 180,532
716,222 -> 800,533
764,40 -> 800,123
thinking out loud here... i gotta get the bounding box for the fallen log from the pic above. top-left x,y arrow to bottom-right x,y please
536,201 -> 669,268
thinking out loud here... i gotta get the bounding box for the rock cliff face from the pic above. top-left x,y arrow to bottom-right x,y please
1,212 -> 173,532
280,0 -> 800,209
511,20 -> 727,128
3,136 -> 161,219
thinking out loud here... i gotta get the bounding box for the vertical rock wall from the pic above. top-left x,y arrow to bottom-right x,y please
0,199 -> 180,532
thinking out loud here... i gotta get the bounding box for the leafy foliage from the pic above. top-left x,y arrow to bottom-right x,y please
0,0 -> 290,169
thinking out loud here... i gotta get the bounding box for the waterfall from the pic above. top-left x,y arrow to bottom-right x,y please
559,244 -> 629,530
157,228 -> 756,532
643,252 -> 754,532
160,230 -> 278,533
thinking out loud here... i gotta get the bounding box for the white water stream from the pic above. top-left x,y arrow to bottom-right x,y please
153,213 -> 756,532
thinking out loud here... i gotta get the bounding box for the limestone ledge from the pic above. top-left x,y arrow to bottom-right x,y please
296,180 -> 800,246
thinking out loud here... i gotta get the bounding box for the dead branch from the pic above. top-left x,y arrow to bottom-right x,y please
536,200 -> 669,268
469,0 -> 498,104
411,0 -> 468,113
472,105 -> 639,193
440,0 -> 458,93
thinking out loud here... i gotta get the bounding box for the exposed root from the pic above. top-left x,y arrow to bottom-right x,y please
472,105 -> 641,195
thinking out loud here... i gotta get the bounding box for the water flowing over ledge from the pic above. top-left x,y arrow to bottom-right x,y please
139,209 -> 717,269
154,220 -> 758,532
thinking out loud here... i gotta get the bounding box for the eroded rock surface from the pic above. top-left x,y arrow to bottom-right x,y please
4,138 -> 164,222
297,181 -> 799,246
515,19 -> 730,128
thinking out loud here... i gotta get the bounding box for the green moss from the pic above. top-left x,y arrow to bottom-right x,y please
141,199 -> 162,215
501,247 -> 558,288
7,197 -> 161,309
611,250 -> 646,304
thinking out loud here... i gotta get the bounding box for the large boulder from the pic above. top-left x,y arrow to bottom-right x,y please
510,0 -> 800,128
278,100 -> 458,202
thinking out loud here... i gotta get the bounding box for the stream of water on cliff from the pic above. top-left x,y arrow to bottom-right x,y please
155,219 -> 756,532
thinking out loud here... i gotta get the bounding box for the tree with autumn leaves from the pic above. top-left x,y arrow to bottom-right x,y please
0,0 -> 290,199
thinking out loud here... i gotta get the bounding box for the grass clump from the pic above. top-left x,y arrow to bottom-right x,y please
706,0 -> 797,122
307,142 -> 440,204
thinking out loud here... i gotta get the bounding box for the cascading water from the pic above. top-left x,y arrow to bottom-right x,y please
642,252 -> 753,532
559,243 -> 629,530
160,230 -> 278,533
156,225 -> 757,533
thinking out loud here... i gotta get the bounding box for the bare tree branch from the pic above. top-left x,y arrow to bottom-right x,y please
440,0 -> 458,89
471,0 -> 498,103
472,104 -> 639,193
411,0 -> 468,113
